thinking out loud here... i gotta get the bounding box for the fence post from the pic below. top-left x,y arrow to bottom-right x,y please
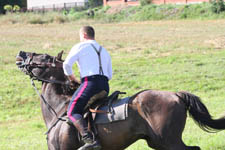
64,3 -> 66,10
42,5 -> 45,14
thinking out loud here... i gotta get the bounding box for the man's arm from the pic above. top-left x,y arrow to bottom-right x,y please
63,45 -> 80,83
63,62 -> 81,84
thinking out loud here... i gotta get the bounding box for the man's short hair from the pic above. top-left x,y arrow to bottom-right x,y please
81,26 -> 95,39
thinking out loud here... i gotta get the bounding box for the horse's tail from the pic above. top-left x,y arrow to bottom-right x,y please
176,91 -> 225,132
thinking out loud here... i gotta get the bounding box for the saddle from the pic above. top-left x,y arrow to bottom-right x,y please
46,91 -> 126,135
83,91 -> 126,136
84,90 -> 126,114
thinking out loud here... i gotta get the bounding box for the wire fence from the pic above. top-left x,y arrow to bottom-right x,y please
27,2 -> 89,13
1,2 -> 91,14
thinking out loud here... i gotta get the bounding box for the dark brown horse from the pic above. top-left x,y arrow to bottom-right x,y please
16,51 -> 225,150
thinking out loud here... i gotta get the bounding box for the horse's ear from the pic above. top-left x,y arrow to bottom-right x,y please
56,50 -> 64,61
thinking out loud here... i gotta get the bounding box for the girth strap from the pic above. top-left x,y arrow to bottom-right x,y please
90,44 -> 104,75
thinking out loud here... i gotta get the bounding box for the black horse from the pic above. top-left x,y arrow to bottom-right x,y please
16,51 -> 225,150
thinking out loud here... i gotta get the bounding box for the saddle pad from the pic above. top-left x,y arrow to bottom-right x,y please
94,97 -> 130,124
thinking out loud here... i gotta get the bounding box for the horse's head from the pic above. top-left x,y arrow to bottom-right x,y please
16,51 -> 64,80
16,50 -> 79,95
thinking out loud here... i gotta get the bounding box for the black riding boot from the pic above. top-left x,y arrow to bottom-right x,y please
73,118 -> 101,150
78,140 -> 102,150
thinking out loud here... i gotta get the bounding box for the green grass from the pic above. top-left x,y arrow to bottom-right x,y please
0,20 -> 225,150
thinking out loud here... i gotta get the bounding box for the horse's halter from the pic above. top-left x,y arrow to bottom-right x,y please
20,52 -> 68,85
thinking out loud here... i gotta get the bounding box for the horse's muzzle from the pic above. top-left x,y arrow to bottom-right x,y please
16,51 -> 27,68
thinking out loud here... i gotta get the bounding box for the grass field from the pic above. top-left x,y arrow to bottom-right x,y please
0,19 -> 225,150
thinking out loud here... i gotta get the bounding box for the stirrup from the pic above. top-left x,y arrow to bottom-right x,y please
78,140 -> 102,150
82,132 -> 94,144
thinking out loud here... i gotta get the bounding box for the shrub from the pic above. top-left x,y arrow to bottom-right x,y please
54,15 -> 68,23
68,11 -> 87,21
28,15 -> 49,24
140,0 -> 152,6
210,0 -> 225,13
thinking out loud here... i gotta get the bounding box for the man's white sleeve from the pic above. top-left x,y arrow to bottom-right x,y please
63,46 -> 79,76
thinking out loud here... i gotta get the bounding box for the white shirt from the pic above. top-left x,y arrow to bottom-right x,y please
63,40 -> 112,80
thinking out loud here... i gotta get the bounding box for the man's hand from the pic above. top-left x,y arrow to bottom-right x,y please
65,74 -> 80,90
70,80 -> 79,90
67,74 -> 80,84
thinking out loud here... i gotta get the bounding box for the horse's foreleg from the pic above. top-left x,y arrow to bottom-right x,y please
58,122 -> 82,150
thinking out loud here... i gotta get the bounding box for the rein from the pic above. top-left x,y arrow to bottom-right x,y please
31,79 -> 58,118
23,53 -> 72,135
30,75 -> 69,135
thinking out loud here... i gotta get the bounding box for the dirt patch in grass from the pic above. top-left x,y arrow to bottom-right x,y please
205,36 -> 225,49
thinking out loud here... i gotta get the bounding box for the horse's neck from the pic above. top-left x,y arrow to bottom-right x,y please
41,82 -> 71,128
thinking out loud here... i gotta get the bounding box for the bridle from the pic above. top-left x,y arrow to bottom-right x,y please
21,52 -> 70,85
19,52 -> 74,135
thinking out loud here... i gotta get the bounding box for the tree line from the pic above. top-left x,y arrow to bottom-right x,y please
0,0 -> 26,14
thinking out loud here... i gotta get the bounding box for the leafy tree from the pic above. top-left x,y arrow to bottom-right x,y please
4,5 -> 13,12
21,0 -> 27,8
0,0 -> 25,14
88,0 -> 103,8
210,0 -> 225,13
13,5 -> 21,12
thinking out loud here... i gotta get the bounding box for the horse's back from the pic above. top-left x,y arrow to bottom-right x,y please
133,89 -> 186,118
135,90 -> 180,103
133,90 -> 185,111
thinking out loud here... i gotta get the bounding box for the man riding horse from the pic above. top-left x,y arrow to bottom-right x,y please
63,26 -> 112,150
